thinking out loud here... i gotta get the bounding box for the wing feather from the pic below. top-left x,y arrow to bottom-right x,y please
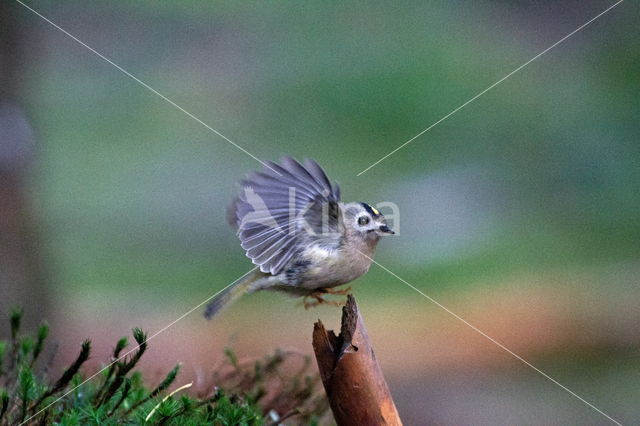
229,157 -> 341,274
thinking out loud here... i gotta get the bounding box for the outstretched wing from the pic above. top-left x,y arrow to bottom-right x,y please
229,156 -> 342,275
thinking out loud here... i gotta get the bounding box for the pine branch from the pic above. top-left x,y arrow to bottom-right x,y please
6,308 -> 23,376
30,339 -> 91,411
124,363 -> 180,416
0,390 -> 9,422
30,324 -> 49,367
106,378 -> 131,418
93,336 -> 128,405
98,329 -> 146,406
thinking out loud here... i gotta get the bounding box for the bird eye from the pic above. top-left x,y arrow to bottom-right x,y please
357,216 -> 370,226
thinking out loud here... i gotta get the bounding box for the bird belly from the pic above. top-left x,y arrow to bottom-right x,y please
295,245 -> 371,290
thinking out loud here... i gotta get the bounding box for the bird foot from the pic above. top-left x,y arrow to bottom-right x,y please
321,286 -> 352,296
302,291 -> 343,309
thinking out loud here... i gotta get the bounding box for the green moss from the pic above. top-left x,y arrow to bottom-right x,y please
0,309 -> 327,425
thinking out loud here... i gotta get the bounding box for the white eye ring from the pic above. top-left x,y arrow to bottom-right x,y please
357,216 -> 370,226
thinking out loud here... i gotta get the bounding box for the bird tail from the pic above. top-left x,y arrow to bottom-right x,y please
203,270 -> 264,319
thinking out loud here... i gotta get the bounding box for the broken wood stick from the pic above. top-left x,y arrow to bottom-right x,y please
312,295 -> 402,426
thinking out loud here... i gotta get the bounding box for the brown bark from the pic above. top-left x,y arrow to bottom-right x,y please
312,295 -> 402,426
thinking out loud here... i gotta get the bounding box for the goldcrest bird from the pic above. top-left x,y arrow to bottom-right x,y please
204,156 -> 394,319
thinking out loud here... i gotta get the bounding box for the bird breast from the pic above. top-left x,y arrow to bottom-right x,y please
297,241 -> 375,289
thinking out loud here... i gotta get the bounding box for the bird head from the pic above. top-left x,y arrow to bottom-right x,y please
343,202 -> 394,241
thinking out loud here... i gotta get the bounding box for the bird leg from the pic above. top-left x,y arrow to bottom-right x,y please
303,291 -> 342,309
302,287 -> 351,309
321,286 -> 352,296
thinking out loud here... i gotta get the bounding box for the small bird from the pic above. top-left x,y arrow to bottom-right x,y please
204,156 -> 394,319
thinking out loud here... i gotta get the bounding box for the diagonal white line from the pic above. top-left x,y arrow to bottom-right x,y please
20,267 -> 258,425
14,0 -> 281,176
356,250 -> 622,425
356,0 -> 626,176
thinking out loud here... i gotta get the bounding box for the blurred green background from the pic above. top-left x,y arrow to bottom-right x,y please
2,1 -> 639,424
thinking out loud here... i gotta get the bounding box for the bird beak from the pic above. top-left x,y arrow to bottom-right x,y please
377,225 -> 395,235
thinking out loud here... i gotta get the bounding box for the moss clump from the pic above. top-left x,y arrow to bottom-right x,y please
0,308 -> 328,425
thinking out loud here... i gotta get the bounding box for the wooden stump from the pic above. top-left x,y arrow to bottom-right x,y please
312,295 -> 402,426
